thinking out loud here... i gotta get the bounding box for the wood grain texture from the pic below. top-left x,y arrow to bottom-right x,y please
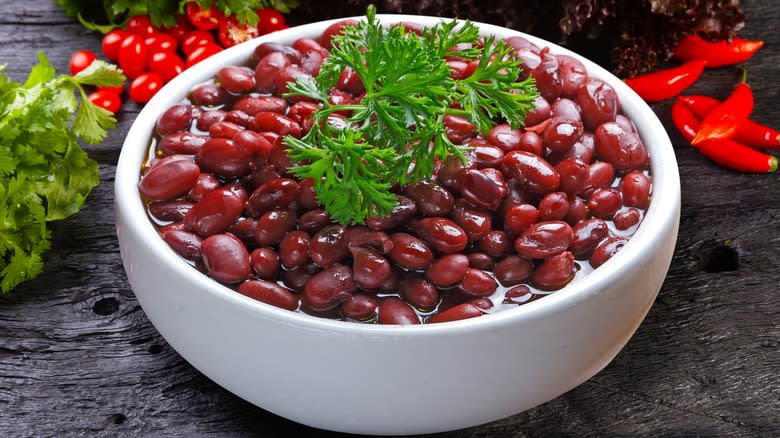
0,1 -> 778,436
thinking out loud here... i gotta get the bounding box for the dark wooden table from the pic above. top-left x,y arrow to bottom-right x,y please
1,1 -> 778,436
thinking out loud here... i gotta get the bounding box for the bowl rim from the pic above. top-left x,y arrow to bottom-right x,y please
115,13 -> 680,336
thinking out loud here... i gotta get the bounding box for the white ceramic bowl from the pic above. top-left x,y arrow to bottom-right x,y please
115,14 -> 680,435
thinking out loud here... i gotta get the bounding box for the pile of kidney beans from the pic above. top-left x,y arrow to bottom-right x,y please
138,21 -> 652,325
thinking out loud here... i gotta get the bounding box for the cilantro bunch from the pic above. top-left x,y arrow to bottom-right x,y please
284,6 -> 538,225
0,53 -> 125,292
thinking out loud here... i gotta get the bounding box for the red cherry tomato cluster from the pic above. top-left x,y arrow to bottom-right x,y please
70,5 -> 288,109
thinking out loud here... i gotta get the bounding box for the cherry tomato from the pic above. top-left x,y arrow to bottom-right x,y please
218,16 -> 260,48
145,34 -> 178,53
186,2 -> 225,31
69,50 -> 97,76
118,34 -> 148,80
149,51 -> 184,83
97,84 -> 125,95
257,8 -> 286,34
102,30 -> 128,62
126,15 -> 158,36
185,43 -> 222,69
163,14 -> 195,42
181,30 -> 215,56
129,72 -> 163,104
88,90 -> 122,114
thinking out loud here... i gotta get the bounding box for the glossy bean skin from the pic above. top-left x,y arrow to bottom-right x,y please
550,98 -> 582,123
200,233 -> 251,283
279,230 -> 310,268
614,207 -> 642,230
340,294 -> 378,320
503,151 -> 560,195
458,268 -> 498,297
217,66 -> 255,93
404,181 -> 453,217
581,161 -> 616,198
298,209 -> 331,234
400,275 -> 439,311
184,187 -> 245,237
159,132 -> 207,155
250,247 -> 280,279
504,204 -> 539,237
532,251 -> 576,290
255,210 -> 297,246
190,174 -> 221,202
413,217 -> 468,254
196,110 -> 226,131
223,110 -> 254,128
621,171 -> 652,209
571,219 -> 609,257
247,178 -> 300,215
281,267 -> 314,293
366,195 -> 417,230
190,82 -> 230,107
487,124 -> 521,152
590,236 -> 628,268
587,188 -> 622,219
233,129 -> 274,158
234,95 -> 289,115
543,118 -> 583,153
556,158 -> 590,196
309,225 -> 351,267
139,157 -> 200,201
594,122 -> 648,172
478,231 -> 511,258
389,233 -> 434,270
425,254 -> 469,287
254,52 -> 290,93
494,255 -> 533,287
564,132 -> 595,163
577,78 -> 618,131
565,196 -> 588,226
156,103 -> 192,136
514,221 -> 574,259
452,200 -> 492,241
467,252 -> 494,270
208,121 -> 244,140
458,168 -> 504,210
350,246 -> 391,290
557,55 -> 588,98
525,95 -> 551,127
427,303 -> 482,324
149,200 -> 194,222
473,145 -> 505,168
532,49 -> 562,102
538,192 -> 570,221
252,111 -> 302,138
253,42 -> 301,65
162,229 -> 202,260
348,227 -> 393,254
517,131 -> 544,156
377,297 -> 420,325
196,138 -> 251,177
238,280 -> 298,311
304,264 -> 357,310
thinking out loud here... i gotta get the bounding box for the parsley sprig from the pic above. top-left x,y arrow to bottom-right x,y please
284,6 -> 538,225
0,53 -> 125,292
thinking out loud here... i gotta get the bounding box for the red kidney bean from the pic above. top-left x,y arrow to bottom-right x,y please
208,121 -> 244,140
250,247 -> 280,279
139,157 -> 200,201
340,294 -> 378,320
310,225 -> 350,267
565,196 -> 588,226
487,124 -> 522,152
621,171 -> 652,209
515,221 -> 574,259
467,252 -> 494,270
293,38 -> 328,58
401,275 -> 439,311
268,139 -> 294,176
350,246 -> 391,290
479,230 -> 511,258
525,95 -> 551,127
321,19 -> 358,49
279,230 -> 310,268
298,209 -> 330,235
458,168 -> 504,210
223,110 -> 254,128
564,132 -> 595,164
452,199 -> 492,241
156,103 -> 192,136
336,66 -> 365,95
255,210 -> 297,245
504,204 -> 539,237
149,200 -> 194,222
234,96 -> 289,116
296,178 -> 319,210
228,218 -> 257,246
196,109 -> 226,132
437,155 -> 476,193
247,178 -> 300,214
190,82 -> 230,107
427,303 -> 482,324
159,132 -> 207,155
494,255 -> 533,286
244,165 -> 280,192
366,195 -> 417,230
425,254 -> 469,287
594,122 -> 648,172
196,138 -> 251,177
570,219 -> 609,257
413,217 -> 468,254
458,268 -> 497,297
377,297 -> 420,325
577,78 -> 618,131
447,60 -> 471,79
473,145 -> 505,169
160,222 -> 186,233
498,178 -> 533,218
281,266 -> 313,293
557,55 -> 588,98
468,297 -> 493,310
217,66 -> 255,93
389,233 -> 434,270
252,112 -> 302,138
254,52 -> 290,93
532,251 -> 576,290
200,233 -> 251,283
588,188 -> 622,219
543,118 -> 583,153
273,65 -> 312,96
404,180 -> 454,217
287,101 -> 320,124
581,161 -> 616,198
538,191 -> 570,221
551,98 -> 582,123
503,285 -> 536,304
614,207 -> 642,230
503,151 -> 560,195
233,129 -> 274,159
481,167 -> 507,197
348,227 -> 393,254
183,187 -> 244,237
532,48 -> 562,102
615,114 -> 638,134
517,131 -> 544,156
162,229 -> 202,260
304,264 -> 356,310
253,42 -> 301,66
590,236 -> 629,268
556,157 -> 589,196
238,280 -> 298,311
377,267 -> 401,292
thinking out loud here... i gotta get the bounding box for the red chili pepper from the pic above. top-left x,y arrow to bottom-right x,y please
691,70 -> 753,145
624,60 -> 707,103
678,95 -> 780,150
674,35 -> 763,68
671,100 -> 777,173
